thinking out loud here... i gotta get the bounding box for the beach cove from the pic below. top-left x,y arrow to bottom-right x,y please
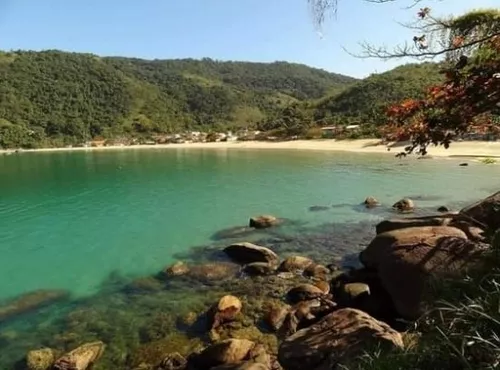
1,148 -> 500,369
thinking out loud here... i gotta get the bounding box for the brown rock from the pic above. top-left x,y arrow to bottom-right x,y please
243,262 -> 276,276
211,295 -> 242,330
313,281 -> 330,295
26,348 -> 56,370
249,215 -> 279,229
287,284 -> 324,304
361,226 -> 468,269
342,283 -> 370,300
278,309 -> 404,370
224,243 -> 279,265
189,339 -> 255,369
392,198 -> 415,213
265,304 -> 290,331
304,264 -> 329,280
54,341 -> 105,370
361,226 -> 486,319
364,196 -> 379,208
460,191 -> 500,231
376,215 -> 455,234
164,261 -> 190,277
278,256 -> 313,272
0,290 -> 69,322
158,352 -> 187,370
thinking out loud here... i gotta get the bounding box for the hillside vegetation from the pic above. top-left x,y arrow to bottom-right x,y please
0,50 -> 355,148
0,50 -> 445,148
311,63 -> 444,126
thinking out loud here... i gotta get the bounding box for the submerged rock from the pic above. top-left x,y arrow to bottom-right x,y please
308,205 -> 330,212
189,339 -> 256,369
278,308 -> 404,370
0,289 -> 69,322
224,243 -> 279,265
26,348 -> 56,370
243,262 -> 276,276
164,261 -> 190,277
437,206 -> 451,213
363,196 -> 379,208
54,341 -> 105,370
249,215 -> 279,229
188,262 -> 240,282
392,198 -> 415,213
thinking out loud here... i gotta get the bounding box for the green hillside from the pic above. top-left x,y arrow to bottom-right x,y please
0,50 -> 355,148
311,62 -> 444,126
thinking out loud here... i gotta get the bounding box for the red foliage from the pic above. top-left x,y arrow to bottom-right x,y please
383,36 -> 500,154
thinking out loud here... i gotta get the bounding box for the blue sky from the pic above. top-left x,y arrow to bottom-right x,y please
0,0 -> 497,78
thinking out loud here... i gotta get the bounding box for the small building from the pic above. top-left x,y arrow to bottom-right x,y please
345,125 -> 361,131
321,126 -> 343,138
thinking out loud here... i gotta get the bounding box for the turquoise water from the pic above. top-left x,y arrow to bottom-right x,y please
1,148 -> 500,368
0,149 -> 499,301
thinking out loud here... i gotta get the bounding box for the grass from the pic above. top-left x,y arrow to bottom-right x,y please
344,230 -> 500,370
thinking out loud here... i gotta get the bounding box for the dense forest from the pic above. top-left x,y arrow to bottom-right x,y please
0,50 -> 443,148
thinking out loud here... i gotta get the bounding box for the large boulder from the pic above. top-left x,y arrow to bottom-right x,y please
0,289 -> 69,322
53,341 -> 105,370
460,191 -> 500,231
364,196 -> 379,208
360,226 -> 486,319
224,243 -> 279,265
188,262 -> 240,282
278,256 -> 313,272
26,348 -> 56,370
249,215 -> 279,229
188,339 -> 256,369
278,308 -> 404,370
211,295 -> 242,330
360,226 -> 468,269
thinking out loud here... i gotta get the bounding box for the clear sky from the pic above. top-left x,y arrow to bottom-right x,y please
0,0 -> 497,78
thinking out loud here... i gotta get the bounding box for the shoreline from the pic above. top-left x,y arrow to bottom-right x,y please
2,139 -> 500,158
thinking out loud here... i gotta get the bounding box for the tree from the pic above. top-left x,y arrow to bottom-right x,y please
308,1 -> 500,154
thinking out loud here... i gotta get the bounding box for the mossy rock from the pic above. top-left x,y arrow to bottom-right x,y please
128,333 -> 204,368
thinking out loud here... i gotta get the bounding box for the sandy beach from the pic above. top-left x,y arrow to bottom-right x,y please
2,139 -> 500,158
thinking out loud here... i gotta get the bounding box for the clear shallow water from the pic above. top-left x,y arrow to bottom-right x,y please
1,149 -> 499,301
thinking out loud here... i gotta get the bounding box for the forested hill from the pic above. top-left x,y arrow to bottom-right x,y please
0,50 -> 356,148
311,63 -> 444,126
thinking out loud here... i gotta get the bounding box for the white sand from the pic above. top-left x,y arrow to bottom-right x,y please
2,139 -> 500,158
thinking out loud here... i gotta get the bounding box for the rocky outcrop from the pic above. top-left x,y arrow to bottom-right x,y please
278,308 -> 404,370
26,348 -> 56,370
53,341 -> 105,370
364,196 -> 379,208
211,295 -> 242,330
392,198 -> 415,213
224,243 -> 279,265
460,190 -> 500,231
249,215 -> 279,229
0,289 -> 69,322
360,226 -> 486,319
278,256 -> 313,272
